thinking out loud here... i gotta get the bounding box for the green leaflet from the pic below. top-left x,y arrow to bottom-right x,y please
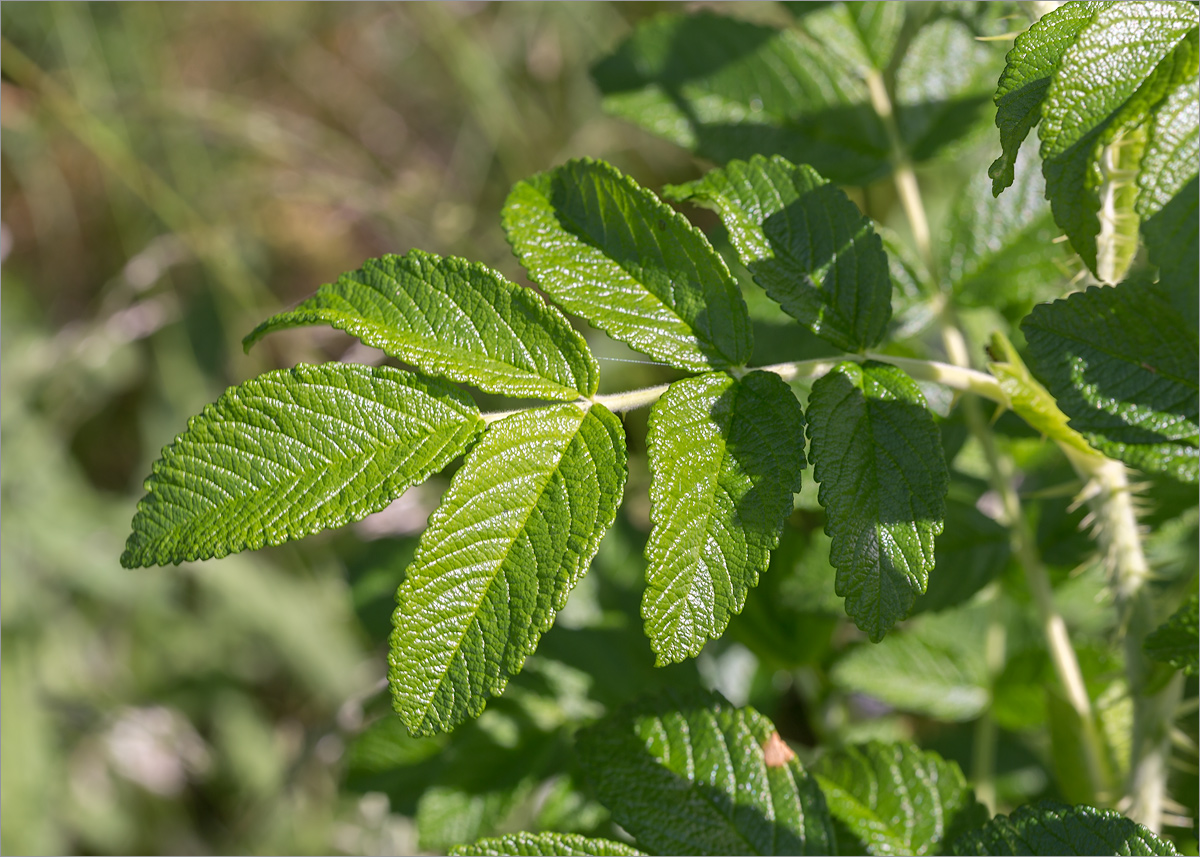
894,18 -> 999,164
945,146 -> 1071,312
577,690 -> 834,856
389,403 -> 627,736
502,158 -> 751,372
800,1 -> 904,76
831,607 -> 990,722
1022,283 -> 1200,484
805,361 -> 948,641
1038,2 -> 1198,278
812,741 -> 987,856
244,250 -> 598,400
643,370 -> 806,665
666,155 -> 891,353
590,11 -> 890,186
121,364 -> 483,567
1143,177 -> 1199,326
989,1 -> 1103,195
1144,594 -> 1199,676
450,833 -> 646,857
951,802 -> 1181,856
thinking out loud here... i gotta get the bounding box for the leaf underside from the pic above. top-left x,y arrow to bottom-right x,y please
450,833 -> 647,857
805,361 -> 949,641
244,249 -> 598,401
1022,283 -> 1200,483
665,155 -> 892,353
643,370 -> 806,664
577,690 -> 834,856
951,801 -> 1181,856
390,403 -> 627,736
813,740 -> 987,857
122,363 -> 483,567
502,157 -> 751,372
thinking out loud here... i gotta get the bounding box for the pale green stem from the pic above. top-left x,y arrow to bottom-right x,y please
480,355 -> 1005,423
974,605 -> 1008,815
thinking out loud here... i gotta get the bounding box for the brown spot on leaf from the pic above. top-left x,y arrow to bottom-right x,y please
762,731 -> 795,768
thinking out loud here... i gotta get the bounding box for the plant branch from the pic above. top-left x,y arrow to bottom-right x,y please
479,355 -> 1007,423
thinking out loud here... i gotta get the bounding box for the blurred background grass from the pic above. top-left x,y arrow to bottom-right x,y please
0,3 -> 705,853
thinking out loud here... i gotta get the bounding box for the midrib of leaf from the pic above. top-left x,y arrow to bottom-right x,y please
405,416 -> 574,725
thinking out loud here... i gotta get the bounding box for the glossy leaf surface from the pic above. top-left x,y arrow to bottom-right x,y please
577,690 -> 834,856
390,403 -> 627,735
503,158 -> 751,372
666,155 -> 891,352
122,364 -> 483,567
450,833 -> 646,857
805,361 -> 948,640
643,370 -> 805,664
245,250 -> 598,400
952,802 -> 1180,856
1022,283 -> 1200,483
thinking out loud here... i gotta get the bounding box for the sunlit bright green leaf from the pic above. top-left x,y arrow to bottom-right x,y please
244,250 -> 598,400
122,364 -> 483,567
390,403 -> 626,735
450,833 -> 646,857
503,158 -> 751,371
643,370 -> 805,664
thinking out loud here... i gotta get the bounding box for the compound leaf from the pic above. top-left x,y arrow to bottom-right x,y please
812,741 -> 987,856
389,403 -> 627,736
244,250 -> 598,400
1038,2 -> 1198,278
503,158 -> 751,372
450,833 -> 646,857
990,1 -> 1102,195
577,690 -> 834,856
666,155 -> 891,352
805,361 -> 948,640
643,370 -> 805,665
1022,283 -> 1200,483
1144,594 -> 1199,675
951,802 -> 1180,856
122,364 -> 483,567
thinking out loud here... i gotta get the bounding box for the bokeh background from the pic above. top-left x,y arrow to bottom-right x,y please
1,4 -> 704,852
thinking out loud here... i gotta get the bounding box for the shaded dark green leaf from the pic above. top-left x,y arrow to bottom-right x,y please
805,361 -> 949,640
666,155 -> 891,352
952,801 -> 1180,855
